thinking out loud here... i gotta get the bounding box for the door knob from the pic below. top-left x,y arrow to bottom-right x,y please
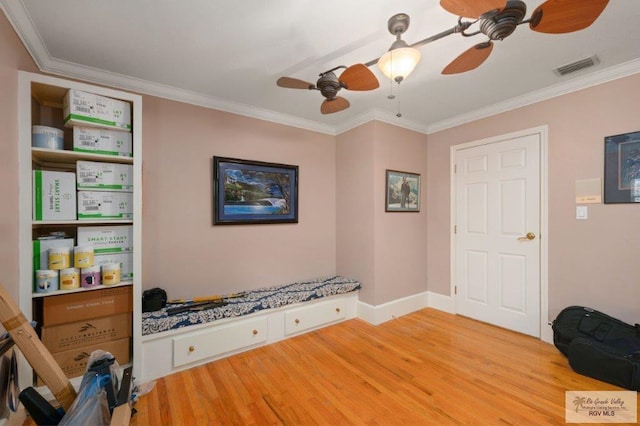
517,232 -> 536,241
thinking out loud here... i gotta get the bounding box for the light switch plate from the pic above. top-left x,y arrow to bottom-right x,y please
576,206 -> 588,220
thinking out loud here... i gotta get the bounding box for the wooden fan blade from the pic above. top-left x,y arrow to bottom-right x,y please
442,41 -> 494,75
339,64 -> 380,91
321,97 -> 350,115
277,77 -> 315,90
440,0 -> 506,18
530,0 -> 609,34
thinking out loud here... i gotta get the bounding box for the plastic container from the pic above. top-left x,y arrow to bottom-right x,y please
35,269 -> 59,293
32,125 -> 64,150
74,245 -> 94,268
49,247 -> 71,270
80,265 -> 101,288
101,263 -> 121,286
60,268 -> 80,290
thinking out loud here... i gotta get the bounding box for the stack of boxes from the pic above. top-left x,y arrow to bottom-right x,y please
32,89 -> 134,295
38,286 -> 133,381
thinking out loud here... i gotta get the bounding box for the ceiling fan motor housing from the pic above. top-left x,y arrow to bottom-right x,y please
316,72 -> 342,100
480,0 -> 526,40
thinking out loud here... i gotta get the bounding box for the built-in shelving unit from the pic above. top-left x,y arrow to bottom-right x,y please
17,71 -> 142,387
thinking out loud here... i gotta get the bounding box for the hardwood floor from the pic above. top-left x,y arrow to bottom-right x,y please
132,308 -> 638,425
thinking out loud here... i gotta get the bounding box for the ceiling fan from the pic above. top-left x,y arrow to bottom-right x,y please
276,64 -> 379,114
440,0 -> 610,74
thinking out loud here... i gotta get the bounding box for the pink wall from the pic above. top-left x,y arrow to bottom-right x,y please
336,123 -> 376,302
427,74 -> 640,324
336,121 -> 428,305
141,96 -> 337,298
0,11 -> 39,303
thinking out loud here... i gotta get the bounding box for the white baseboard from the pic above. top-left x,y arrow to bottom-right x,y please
426,291 -> 454,313
357,292 -> 429,325
357,291 -> 454,325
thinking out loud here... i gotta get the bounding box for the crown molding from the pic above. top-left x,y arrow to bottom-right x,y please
425,58 -> 640,134
3,0 -> 640,138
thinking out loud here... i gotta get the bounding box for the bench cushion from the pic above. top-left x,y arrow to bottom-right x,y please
142,276 -> 360,336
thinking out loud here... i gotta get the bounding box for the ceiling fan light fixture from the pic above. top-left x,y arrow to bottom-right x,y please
377,42 -> 421,83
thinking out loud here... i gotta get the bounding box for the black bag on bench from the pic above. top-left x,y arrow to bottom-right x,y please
567,336 -> 640,391
551,306 -> 639,356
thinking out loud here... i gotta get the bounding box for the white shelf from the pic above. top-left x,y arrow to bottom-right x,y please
31,281 -> 133,298
33,219 -> 134,226
32,147 -> 134,166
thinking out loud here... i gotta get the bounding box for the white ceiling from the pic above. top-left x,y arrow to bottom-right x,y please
3,0 -> 640,135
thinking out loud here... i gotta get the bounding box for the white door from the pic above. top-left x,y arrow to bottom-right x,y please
454,132 -> 540,336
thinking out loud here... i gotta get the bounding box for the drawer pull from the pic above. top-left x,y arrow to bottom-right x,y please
252,329 -> 258,335
295,319 -> 300,325
188,346 -> 195,353
336,308 -> 341,313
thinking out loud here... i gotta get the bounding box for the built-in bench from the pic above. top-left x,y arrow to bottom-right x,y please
140,276 -> 360,382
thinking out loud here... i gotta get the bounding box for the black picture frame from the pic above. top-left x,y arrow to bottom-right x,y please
604,131 -> 640,204
385,169 -> 421,212
213,156 -> 299,224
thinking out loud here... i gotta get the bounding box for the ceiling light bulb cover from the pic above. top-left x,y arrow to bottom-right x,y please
377,44 -> 421,82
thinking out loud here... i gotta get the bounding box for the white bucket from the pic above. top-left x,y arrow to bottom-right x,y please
32,125 -> 64,150
60,267 -> 80,290
74,245 -> 94,268
102,263 -> 121,285
49,247 -> 71,270
35,269 -> 59,293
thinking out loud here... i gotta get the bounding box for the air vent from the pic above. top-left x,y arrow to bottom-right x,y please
554,55 -> 600,76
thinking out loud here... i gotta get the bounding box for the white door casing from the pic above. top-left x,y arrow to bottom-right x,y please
451,127 -> 549,339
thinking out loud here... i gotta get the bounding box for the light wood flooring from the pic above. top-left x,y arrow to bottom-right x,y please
131,308 -> 638,425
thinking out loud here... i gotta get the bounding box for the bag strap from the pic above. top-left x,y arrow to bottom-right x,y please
6,349 -> 19,413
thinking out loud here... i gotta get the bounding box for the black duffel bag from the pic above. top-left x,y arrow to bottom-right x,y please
551,306 -> 639,356
568,336 -> 640,391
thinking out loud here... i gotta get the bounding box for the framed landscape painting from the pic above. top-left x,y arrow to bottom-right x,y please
604,131 -> 640,203
385,169 -> 420,212
213,156 -> 298,224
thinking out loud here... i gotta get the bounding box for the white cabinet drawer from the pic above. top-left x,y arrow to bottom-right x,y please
173,317 -> 267,367
284,299 -> 346,336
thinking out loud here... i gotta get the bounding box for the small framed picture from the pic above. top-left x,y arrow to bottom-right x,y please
604,131 -> 640,203
385,170 -> 420,212
213,156 -> 298,224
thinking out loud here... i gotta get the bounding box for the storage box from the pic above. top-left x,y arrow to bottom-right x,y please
94,252 -> 134,280
77,225 -> 133,254
41,313 -> 132,353
76,161 -> 133,191
77,191 -> 133,220
33,238 -> 74,291
73,126 -> 132,157
32,170 -> 77,221
46,337 -> 131,380
63,89 -> 131,131
42,286 -> 132,326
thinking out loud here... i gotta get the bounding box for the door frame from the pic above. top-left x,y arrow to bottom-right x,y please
449,125 -> 551,342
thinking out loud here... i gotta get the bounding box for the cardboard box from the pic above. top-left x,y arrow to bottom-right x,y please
76,161 -> 133,191
32,170 -> 77,221
63,89 -> 131,131
77,225 -> 133,254
94,252 -> 134,280
77,191 -> 133,220
42,286 -> 132,326
46,337 -> 131,380
33,238 -> 74,291
41,313 -> 132,353
73,126 -> 132,157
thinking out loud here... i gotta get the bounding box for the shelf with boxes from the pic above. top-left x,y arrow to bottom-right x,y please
18,71 -> 143,385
